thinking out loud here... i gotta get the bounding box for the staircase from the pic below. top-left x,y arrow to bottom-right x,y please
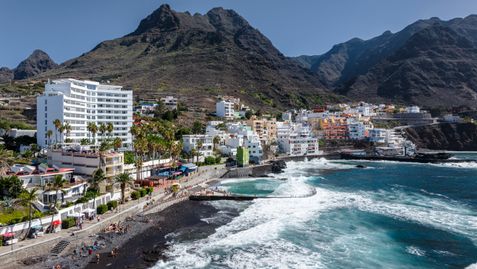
50,240 -> 70,255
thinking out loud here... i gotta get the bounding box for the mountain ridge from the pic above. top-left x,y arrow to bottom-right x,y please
295,15 -> 477,108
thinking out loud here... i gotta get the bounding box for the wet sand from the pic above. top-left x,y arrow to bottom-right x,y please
83,200 -> 219,269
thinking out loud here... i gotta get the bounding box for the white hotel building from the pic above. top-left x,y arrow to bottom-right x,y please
37,79 -> 133,149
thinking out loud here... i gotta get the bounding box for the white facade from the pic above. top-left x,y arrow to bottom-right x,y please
406,106 -> 420,113
348,122 -> 367,140
368,128 -> 387,143
37,79 -> 133,149
182,135 -> 214,162
277,122 -> 319,156
160,96 -> 178,110
47,149 -> 124,178
7,129 -> 36,138
216,100 -> 235,119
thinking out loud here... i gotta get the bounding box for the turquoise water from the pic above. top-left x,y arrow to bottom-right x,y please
154,156 -> 477,269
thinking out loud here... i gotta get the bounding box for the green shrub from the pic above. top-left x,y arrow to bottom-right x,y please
139,189 -> 147,197
96,204 -> 108,215
61,217 -> 76,229
8,217 -> 22,225
107,200 -> 118,210
204,156 -> 216,165
75,197 -> 90,204
215,156 -> 222,164
130,191 -> 140,200
146,187 -> 153,194
84,189 -> 99,199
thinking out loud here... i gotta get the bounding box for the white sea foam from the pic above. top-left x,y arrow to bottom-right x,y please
431,161 -> 477,169
466,263 -> 477,269
153,159 -> 477,268
406,246 -> 426,256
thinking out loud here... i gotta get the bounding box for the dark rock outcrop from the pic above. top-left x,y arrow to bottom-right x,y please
271,160 -> 287,173
404,123 -> 477,150
0,67 -> 13,83
13,50 -> 57,80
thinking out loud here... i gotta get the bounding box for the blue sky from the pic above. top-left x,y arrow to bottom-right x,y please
1,0 -> 477,68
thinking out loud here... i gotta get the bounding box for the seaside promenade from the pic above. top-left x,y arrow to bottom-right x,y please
0,164 -> 226,268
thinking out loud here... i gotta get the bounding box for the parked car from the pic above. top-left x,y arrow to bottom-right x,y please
27,226 -> 44,239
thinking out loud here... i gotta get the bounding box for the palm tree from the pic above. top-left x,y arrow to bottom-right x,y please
63,123 -> 72,143
115,173 -> 133,204
46,130 -> 53,147
48,175 -> 66,228
106,122 -> 114,138
58,125 -> 65,144
113,137 -> 122,151
0,147 -> 15,176
87,122 -> 98,145
171,141 -> 183,168
18,188 -> 38,239
213,136 -> 221,152
53,119 -> 62,145
195,140 -> 203,163
99,123 -> 107,143
90,169 -> 105,208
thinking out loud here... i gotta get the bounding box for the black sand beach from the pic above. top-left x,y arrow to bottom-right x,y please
83,200 -> 221,269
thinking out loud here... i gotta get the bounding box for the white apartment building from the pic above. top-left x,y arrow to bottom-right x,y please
368,128 -> 387,143
160,96 -> 178,110
37,79 -> 133,149
182,135 -> 214,162
226,123 -> 263,160
216,100 -> 235,119
277,122 -> 319,156
348,122 -> 367,140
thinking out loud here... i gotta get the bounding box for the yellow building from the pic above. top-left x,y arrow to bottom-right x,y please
247,116 -> 277,145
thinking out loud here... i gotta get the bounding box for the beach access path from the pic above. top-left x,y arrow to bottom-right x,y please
0,164 -> 226,268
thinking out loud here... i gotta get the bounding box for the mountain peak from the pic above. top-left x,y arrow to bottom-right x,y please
131,4 -> 180,35
13,49 -> 57,80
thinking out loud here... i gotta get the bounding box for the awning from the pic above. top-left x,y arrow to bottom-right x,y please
2,232 -> 14,237
183,163 -> 198,170
82,208 -> 95,213
67,212 -> 84,218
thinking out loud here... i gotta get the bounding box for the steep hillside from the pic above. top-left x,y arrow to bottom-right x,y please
404,123 -> 477,150
297,16 -> 477,108
37,4 -> 336,110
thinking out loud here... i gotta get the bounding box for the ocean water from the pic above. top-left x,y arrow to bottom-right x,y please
154,155 -> 477,269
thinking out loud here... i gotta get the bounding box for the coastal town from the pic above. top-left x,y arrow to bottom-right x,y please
0,78 -> 473,268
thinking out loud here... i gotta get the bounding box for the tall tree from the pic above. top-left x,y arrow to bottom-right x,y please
115,173 -> 133,204
63,123 -> 72,143
48,175 -> 66,229
18,188 -> 38,239
99,123 -> 107,143
46,130 -> 53,147
90,169 -> 105,208
87,122 -> 98,145
53,119 -> 62,145
113,137 -> 122,151
106,122 -> 114,137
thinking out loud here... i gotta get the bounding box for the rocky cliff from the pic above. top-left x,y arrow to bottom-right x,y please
296,15 -> 477,108
404,123 -> 477,150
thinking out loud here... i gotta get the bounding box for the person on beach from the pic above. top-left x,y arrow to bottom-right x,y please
96,253 -> 100,263
97,216 -> 101,222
